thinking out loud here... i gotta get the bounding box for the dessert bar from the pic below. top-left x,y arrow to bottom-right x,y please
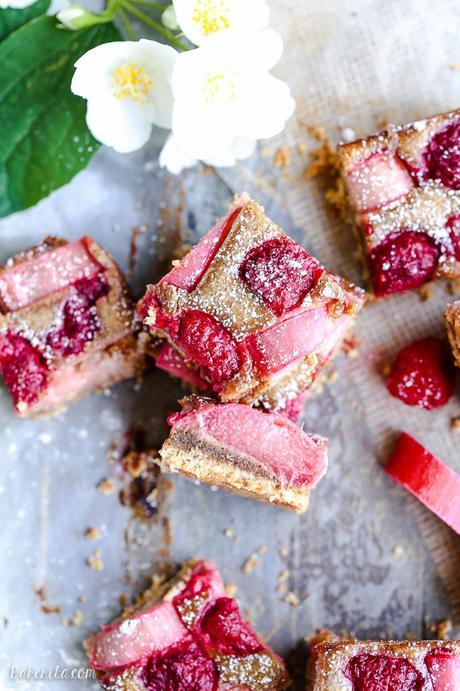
139,195 -> 364,417
86,559 -> 290,690
338,108 -> 460,296
446,299 -> 460,367
159,395 -> 328,512
0,236 -> 146,416
311,638 -> 460,690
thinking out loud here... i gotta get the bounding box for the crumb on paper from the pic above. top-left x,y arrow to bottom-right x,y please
327,370 -> 339,384
419,284 -> 432,301
451,417 -> 460,431
242,554 -> 258,574
61,610 -> 84,627
342,336 -> 360,358
225,583 -> 238,597
35,587 -> 60,615
381,362 -> 391,377
78,595 -> 87,604
427,619 -> 452,640
223,528 -> 234,538
284,592 -> 299,607
85,526 -> 101,541
257,545 -> 268,555
87,548 -> 104,571
119,593 -> 128,609
273,146 -> 291,168
392,545 -> 405,558
96,478 -> 116,495
279,547 -> 288,560
449,63 -> 460,71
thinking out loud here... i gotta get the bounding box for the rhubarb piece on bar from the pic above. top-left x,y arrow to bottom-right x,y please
310,639 -> 460,690
159,396 -> 328,512
86,559 -> 290,690
139,196 -> 364,417
338,108 -> 460,296
446,299 -> 460,367
385,433 -> 460,535
0,236 -> 146,417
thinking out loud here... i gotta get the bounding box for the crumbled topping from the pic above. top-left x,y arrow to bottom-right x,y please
96,478 -> 116,495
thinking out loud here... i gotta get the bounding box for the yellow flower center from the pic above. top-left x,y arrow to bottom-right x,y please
192,0 -> 231,36
204,70 -> 237,106
112,63 -> 152,103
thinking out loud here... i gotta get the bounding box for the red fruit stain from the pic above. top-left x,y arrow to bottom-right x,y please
176,310 -> 240,391
141,640 -> 218,691
239,237 -> 322,316
386,337 -> 455,410
446,214 -> 460,260
199,597 -> 263,656
0,332 -> 49,405
344,653 -> 424,690
46,274 -> 109,357
369,229 -> 439,296
422,118 -> 460,190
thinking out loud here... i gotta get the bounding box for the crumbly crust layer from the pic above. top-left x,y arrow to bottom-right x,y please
446,299 -> 460,367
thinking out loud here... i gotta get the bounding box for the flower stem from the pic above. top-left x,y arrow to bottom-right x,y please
129,0 -> 168,9
118,6 -> 136,38
122,1 -> 189,50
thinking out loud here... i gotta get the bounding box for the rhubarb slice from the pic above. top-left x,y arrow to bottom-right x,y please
385,433 -> 460,534
160,396 -> 328,512
338,108 -> 460,296
155,341 -> 209,391
86,559 -> 290,690
139,196 -> 364,415
426,650 -> 460,691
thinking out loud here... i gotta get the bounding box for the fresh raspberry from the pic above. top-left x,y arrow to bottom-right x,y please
422,118 -> 460,189
46,274 -> 109,357
239,237 -> 322,316
344,653 -> 423,690
369,230 -> 439,296
446,214 -> 460,260
199,597 -> 263,656
0,332 -> 49,405
176,310 -> 240,391
141,641 -> 217,691
386,338 -> 455,410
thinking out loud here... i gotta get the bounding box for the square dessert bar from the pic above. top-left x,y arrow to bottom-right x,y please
159,395 -> 328,512
446,299 -> 460,367
139,196 -> 364,416
86,559 -> 290,690
311,639 -> 460,690
338,108 -> 460,296
0,236 -> 146,416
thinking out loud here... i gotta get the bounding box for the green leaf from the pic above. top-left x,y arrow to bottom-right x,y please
0,0 -> 50,42
0,16 -> 120,218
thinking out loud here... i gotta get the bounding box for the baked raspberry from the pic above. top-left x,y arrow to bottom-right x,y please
369,230 -> 439,296
344,653 -> 423,690
386,337 -> 455,410
446,214 -> 460,260
240,237 -> 322,316
46,274 -> 109,357
422,118 -> 460,190
0,332 -> 49,405
199,597 -> 262,656
142,641 -> 218,691
176,310 -> 240,391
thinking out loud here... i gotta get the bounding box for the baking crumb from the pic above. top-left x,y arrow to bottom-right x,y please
61,610 -> 83,627
223,528 -> 234,539
78,595 -> 87,604
87,548 -> 104,571
257,545 -> 268,555
342,337 -> 360,359
279,547 -> 288,560
449,277 -> 460,294
392,545 -> 404,558
85,526 -> 101,541
278,570 -> 290,582
327,370 -> 338,384
96,478 -> 116,495
449,63 -> 460,71
381,362 -> 391,377
451,417 -> 460,431
274,146 -> 291,168
225,583 -> 238,597
119,593 -> 128,609
428,619 -> 452,640
276,582 -> 286,595
297,142 -> 307,154
284,592 -> 299,607
419,284 -> 432,301
242,554 -> 258,574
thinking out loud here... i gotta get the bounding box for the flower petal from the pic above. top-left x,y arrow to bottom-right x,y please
86,96 -> 153,153
159,134 -> 197,174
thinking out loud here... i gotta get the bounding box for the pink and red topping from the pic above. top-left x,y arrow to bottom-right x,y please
385,433 -> 460,535
167,397 -> 328,488
446,214 -> 460,261
0,332 -> 49,406
422,118 -> 460,190
89,560 -> 285,689
344,653 -> 423,691
425,649 -> 460,690
155,341 -> 209,391
239,237 -> 323,316
386,337 -> 455,410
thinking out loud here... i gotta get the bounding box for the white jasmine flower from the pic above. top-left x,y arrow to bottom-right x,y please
159,135 -> 197,174
0,0 -> 36,8
162,28 -> 295,170
71,40 -> 178,154
172,0 -> 270,45
57,4 -> 98,29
